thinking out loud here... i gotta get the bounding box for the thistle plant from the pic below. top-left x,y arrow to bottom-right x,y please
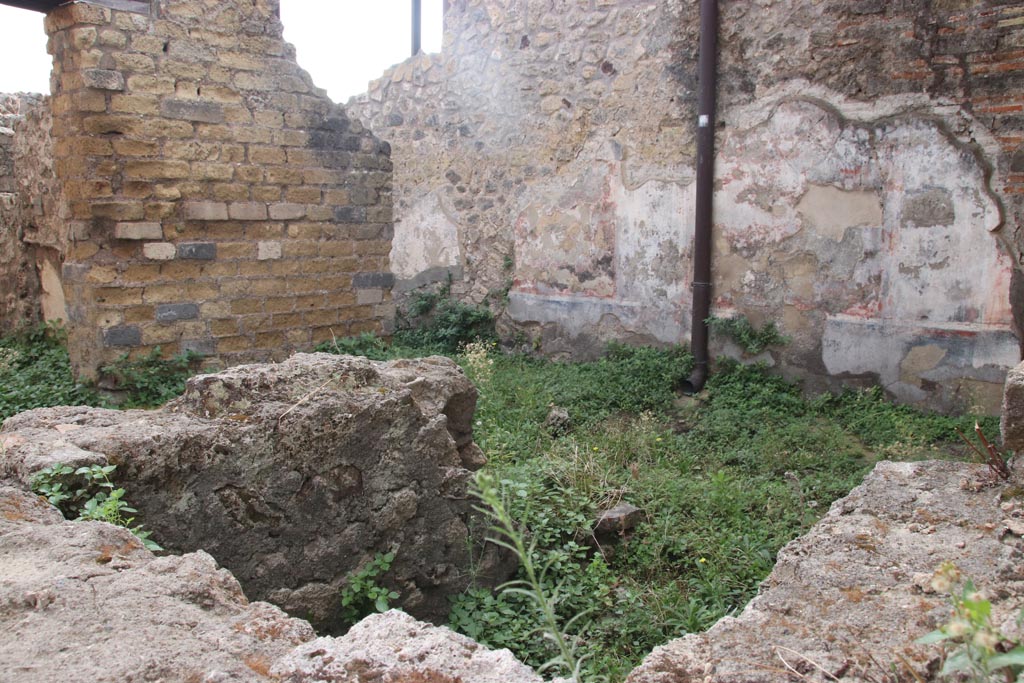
473,471 -> 592,682
918,562 -> 1024,681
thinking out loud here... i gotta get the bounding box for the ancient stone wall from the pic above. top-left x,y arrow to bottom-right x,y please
40,0 -> 394,378
348,0 -> 1024,413
0,94 -> 46,330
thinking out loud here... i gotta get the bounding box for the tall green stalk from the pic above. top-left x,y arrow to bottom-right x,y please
474,471 -> 592,682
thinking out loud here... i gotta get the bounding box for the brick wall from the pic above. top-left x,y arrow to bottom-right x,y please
43,0 -> 394,378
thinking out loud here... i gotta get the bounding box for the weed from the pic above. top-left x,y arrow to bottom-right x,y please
918,562 -> 1024,681
470,471 -> 594,681
555,344 -> 692,424
460,340 -> 496,389
957,423 -> 1012,480
707,316 -> 789,355
393,278 -> 496,353
339,551 -> 400,629
314,331 -> 391,360
32,462 -> 113,514
100,347 -> 201,408
0,323 -> 99,421
0,325 -> 205,418
451,355 -> 992,682
1,320 -> 1002,683
31,463 -> 161,551
0,347 -> 19,371
814,385 -> 998,454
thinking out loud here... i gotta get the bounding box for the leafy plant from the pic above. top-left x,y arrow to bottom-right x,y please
814,384 -> 998,452
100,347 -> 201,408
393,278 -> 496,353
30,463 -> 161,551
707,315 -> 789,355
314,331 -> 391,360
32,462 -> 112,513
0,322 -> 99,421
554,343 -> 692,424
472,471 -> 592,681
339,551 -> 400,628
918,562 -> 1024,681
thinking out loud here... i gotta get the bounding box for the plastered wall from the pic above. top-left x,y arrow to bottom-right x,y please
349,0 -> 1024,413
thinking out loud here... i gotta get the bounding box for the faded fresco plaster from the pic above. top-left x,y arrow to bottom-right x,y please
509,93 -> 1016,409
712,95 -> 1015,408
509,154 -> 694,348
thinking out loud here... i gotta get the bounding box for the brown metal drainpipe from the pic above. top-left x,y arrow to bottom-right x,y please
682,0 -> 719,395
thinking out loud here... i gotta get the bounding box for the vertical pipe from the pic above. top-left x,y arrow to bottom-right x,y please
412,0 -> 422,56
682,0 -> 719,394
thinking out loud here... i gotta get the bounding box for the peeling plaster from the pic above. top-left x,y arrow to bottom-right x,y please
823,314 -> 1018,411
502,93 -> 1015,412
391,192 -> 462,281
350,4 -> 1022,414
38,255 -> 66,323
796,185 -> 882,240
611,171 -> 693,303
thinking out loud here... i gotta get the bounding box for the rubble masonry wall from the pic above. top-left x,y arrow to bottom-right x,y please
349,0 -> 1024,413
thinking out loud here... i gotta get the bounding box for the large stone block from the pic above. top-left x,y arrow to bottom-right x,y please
0,486 -> 315,683
0,487 -> 540,683
0,354 -> 505,631
273,611 -> 545,683
626,460 -> 1024,683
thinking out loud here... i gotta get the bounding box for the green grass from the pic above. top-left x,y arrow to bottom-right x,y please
449,353 -> 998,682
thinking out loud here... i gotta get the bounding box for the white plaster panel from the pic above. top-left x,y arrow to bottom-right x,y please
390,192 -> 462,281
874,122 -> 1008,325
611,173 -> 694,303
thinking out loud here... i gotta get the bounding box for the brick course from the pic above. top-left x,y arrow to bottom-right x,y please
39,0 -> 394,378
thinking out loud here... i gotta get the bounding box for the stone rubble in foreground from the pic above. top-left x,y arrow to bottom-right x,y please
1,360 -> 1023,681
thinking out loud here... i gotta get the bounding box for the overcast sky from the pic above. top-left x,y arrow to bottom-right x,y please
0,1 -> 443,103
